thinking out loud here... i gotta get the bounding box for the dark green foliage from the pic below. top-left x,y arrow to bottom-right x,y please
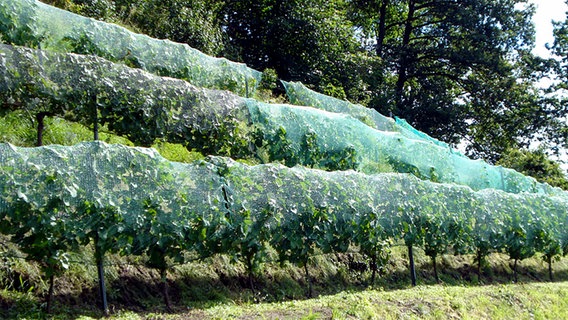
503,209 -> 536,282
257,126 -> 359,171
260,126 -> 298,166
260,68 -> 279,92
354,209 -> 391,283
42,0 -> 225,56
224,207 -> 276,291
73,201 -> 128,315
131,198 -> 192,310
270,205 -> 333,297
1,10 -> 562,193
221,0 -> 359,94
497,148 -> 568,190
271,205 -> 330,268
0,200 -> 74,278
0,171 -> 77,313
347,0 -> 549,161
117,0 -> 225,56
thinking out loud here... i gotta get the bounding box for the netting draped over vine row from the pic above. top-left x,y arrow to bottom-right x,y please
0,43 -> 251,151
1,142 -> 567,258
0,43 -> 564,196
282,81 -> 462,152
0,142 -> 224,215
0,0 -> 262,97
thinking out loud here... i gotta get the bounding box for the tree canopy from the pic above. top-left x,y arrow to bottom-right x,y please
497,148 -> 568,190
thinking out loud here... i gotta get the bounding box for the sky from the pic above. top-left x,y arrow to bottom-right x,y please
530,0 -> 568,57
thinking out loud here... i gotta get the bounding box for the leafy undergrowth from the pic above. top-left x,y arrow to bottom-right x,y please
1,239 -> 567,319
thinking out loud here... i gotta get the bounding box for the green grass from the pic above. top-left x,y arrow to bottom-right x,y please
190,282 -> 568,320
0,110 -> 133,147
3,280 -> 567,319
0,110 -> 205,163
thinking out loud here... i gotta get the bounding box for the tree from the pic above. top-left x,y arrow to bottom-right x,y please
502,205 -> 536,283
115,0 -> 226,56
37,0 -> 561,163
0,200 -> 75,314
470,201 -> 505,283
463,55 -> 557,162
497,148 -> 568,190
221,0 -> 361,97
530,210 -> 564,282
348,0 -> 554,161
547,4 -> 568,156
221,206 -> 278,294
422,209 -> 449,283
75,202 -> 127,316
397,207 -> 424,287
0,166 -> 79,314
131,198 -> 188,311
354,208 -> 391,284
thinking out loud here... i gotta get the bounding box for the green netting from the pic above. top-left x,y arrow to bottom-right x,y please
246,99 -> 566,196
0,0 -> 262,97
0,142 -> 224,215
282,81 -> 397,132
0,43 -> 565,196
393,116 -> 453,149
0,43 -> 252,151
280,81 -> 560,194
0,0 -> 564,197
282,81 -> 462,153
1,142 -> 567,258
0,142 -> 233,259
0,0 -> 566,290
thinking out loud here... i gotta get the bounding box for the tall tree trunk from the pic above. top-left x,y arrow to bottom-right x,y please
394,0 -> 416,115
46,274 -> 54,314
376,0 -> 390,56
160,267 -> 172,312
408,244 -> 417,286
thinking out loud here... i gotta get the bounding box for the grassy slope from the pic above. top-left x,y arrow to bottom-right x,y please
174,282 -> 568,320
0,111 -> 203,162
7,282 -> 566,319
1,242 -> 567,319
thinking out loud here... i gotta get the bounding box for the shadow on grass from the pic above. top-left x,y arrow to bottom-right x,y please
1,252 -> 568,319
